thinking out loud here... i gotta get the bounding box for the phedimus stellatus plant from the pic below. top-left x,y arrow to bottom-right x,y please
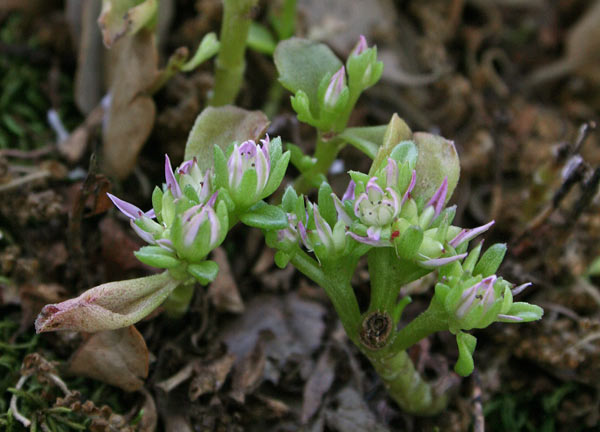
35,36 -> 542,415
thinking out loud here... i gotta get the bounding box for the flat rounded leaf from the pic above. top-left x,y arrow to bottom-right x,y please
184,106 -> 269,169
239,201 -> 288,230
412,132 -> 460,204
188,260 -> 219,285
275,38 -> 342,109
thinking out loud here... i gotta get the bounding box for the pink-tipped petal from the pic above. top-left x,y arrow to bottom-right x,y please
184,209 -> 206,246
332,193 -> 353,226
449,220 -> 495,248
298,221 -> 312,251
207,191 -> 218,207
511,282 -> 532,296
165,154 -> 182,198
342,180 -> 356,201
107,193 -> 143,220
351,35 -> 368,56
497,314 -> 524,322
156,238 -> 175,252
385,158 -> 398,188
426,177 -> 448,220
347,231 -> 386,246
130,220 -> 156,244
402,170 -> 416,205
420,252 -> 467,269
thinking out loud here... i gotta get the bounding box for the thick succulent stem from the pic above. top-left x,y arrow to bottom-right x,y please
210,0 -> 257,106
366,348 -> 447,415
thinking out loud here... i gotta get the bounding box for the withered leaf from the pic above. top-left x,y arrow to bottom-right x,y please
68,326 -> 149,392
102,29 -> 157,179
209,247 -> 244,313
301,346 -> 338,423
325,388 -> 389,432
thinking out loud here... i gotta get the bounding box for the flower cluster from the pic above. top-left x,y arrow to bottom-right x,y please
107,135 -> 290,284
290,35 -> 384,132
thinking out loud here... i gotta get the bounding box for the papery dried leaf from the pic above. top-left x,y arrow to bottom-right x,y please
35,272 -> 179,333
102,29 -> 157,179
325,388 -> 389,432
230,333 -> 267,403
98,0 -> 157,48
68,326 -> 149,391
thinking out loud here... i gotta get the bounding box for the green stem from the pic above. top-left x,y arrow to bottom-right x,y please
294,132 -> 344,194
367,248 -> 400,313
210,0 -> 257,106
366,349 -> 447,415
290,252 -> 361,344
391,301 -> 448,352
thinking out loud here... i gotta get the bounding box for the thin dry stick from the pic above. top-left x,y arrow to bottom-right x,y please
9,375 -> 31,428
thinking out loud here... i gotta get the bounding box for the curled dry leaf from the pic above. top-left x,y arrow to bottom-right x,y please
209,247 -> 244,313
97,0 -> 157,48
230,332 -> 267,403
35,272 -> 179,333
189,353 -> 235,400
68,326 -> 149,392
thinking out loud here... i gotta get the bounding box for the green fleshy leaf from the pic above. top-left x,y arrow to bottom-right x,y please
462,242 -> 483,273
134,246 -> 181,269
188,260 -> 219,285
213,145 -> 228,189
370,114 -> 413,175
275,38 -> 342,114
317,182 -> 336,226
247,23 -> 276,55
274,250 -> 291,268
235,168 -> 258,208
152,186 -> 163,222
184,106 -> 269,169
395,225 -> 423,259
239,201 -> 288,230
263,150 -> 291,197
473,243 -> 507,277
183,184 -> 200,203
282,186 -> 299,212
181,32 -> 220,71
455,332 -> 477,376
503,302 -> 544,322
339,125 -> 386,159
290,91 -> 316,125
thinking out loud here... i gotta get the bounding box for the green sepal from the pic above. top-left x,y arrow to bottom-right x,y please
234,168 -> 258,209
317,182 -> 336,226
348,170 -> 370,187
290,91 -> 317,126
213,145 -> 229,189
187,260 -> 219,285
135,246 -> 181,269
161,189 -> 176,227
183,184 -> 200,203
462,241 -> 483,273
239,201 -> 288,230
455,332 -> 477,376
282,186 -> 299,212
473,243 -> 507,277
268,136 -> 283,165
394,225 -> 423,259
501,302 -> 544,322
346,46 -> 383,93
429,205 -> 456,229
152,186 -> 163,222
263,150 -> 291,197
274,250 -> 291,268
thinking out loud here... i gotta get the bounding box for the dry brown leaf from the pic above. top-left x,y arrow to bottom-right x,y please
102,29 -> 157,179
208,247 -> 244,313
73,0 -> 104,114
301,346 -> 338,423
68,325 -> 149,391
230,332 -> 267,403
138,388 -> 158,432
189,353 -> 235,400
325,388 -> 389,432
